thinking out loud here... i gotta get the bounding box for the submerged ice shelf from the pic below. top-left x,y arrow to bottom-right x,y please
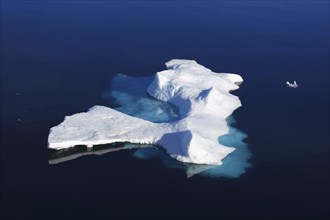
48,59 -> 244,166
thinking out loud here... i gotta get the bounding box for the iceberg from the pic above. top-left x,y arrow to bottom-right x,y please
48,59 -> 244,166
286,80 -> 298,88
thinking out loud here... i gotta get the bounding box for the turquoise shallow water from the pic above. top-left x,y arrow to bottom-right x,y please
103,73 -> 252,178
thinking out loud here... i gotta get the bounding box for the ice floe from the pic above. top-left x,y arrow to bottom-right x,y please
48,59 -> 245,166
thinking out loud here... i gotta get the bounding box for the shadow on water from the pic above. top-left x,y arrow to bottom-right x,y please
49,74 -> 252,178
48,142 -> 135,165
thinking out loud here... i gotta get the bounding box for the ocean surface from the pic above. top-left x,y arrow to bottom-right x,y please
1,1 -> 329,219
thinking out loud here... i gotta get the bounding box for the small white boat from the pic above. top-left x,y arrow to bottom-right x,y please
286,80 -> 298,88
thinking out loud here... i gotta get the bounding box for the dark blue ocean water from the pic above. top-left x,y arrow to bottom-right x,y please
1,1 -> 329,219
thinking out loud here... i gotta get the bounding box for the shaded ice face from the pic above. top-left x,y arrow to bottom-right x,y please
103,74 -> 252,178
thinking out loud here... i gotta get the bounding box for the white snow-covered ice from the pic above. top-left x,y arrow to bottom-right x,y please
48,59 -> 244,165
